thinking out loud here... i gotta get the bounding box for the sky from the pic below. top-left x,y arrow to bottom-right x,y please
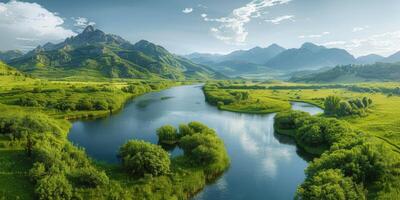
0,0 -> 400,57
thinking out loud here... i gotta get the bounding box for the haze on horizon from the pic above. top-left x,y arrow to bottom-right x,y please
0,0 -> 400,57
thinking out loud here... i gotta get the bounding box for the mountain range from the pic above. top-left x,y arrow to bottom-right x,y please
5,26 -> 224,80
290,62 -> 400,83
186,42 -> 400,77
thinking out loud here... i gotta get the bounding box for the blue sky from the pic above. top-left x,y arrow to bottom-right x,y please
1,0 -> 400,56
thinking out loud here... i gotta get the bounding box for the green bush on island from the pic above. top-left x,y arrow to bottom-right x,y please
178,122 -> 229,177
157,125 -> 179,144
324,95 -> 373,117
156,122 -> 230,179
118,140 -> 171,177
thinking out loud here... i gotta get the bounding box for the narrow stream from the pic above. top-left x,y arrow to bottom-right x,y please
68,85 -> 323,200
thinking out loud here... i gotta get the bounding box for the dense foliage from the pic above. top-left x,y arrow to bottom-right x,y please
275,111 -> 353,154
156,122 -> 230,179
118,140 -> 171,177
275,110 -> 400,199
324,95 -> 372,117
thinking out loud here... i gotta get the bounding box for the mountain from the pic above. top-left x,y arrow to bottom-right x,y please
206,60 -> 275,77
382,51 -> 400,63
356,54 -> 384,64
290,62 -> 400,83
0,50 -> 23,62
186,44 -> 285,65
222,44 -> 285,64
265,43 -> 356,71
8,26 -> 224,80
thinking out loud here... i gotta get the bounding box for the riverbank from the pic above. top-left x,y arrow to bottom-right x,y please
0,81 -> 233,199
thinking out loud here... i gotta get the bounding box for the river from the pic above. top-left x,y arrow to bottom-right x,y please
68,84 -> 323,200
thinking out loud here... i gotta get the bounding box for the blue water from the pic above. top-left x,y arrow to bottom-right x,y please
68,85 -> 323,200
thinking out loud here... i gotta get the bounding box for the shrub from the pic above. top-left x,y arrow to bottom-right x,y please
157,125 -> 179,143
35,174 -> 73,200
296,169 -> 365,200
72,167 -> 109,188
118,140 -> 170,177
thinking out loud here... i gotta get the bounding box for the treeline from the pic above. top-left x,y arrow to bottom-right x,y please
274,111 -> 400,199
203,84 -> 249,107
324,96 -> 372,117
5,81 -> 174,113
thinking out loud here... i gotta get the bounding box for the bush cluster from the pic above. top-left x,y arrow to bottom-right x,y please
324,95 -> 373,117
275,111 -> 400,199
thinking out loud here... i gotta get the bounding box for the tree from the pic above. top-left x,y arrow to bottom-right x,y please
72,167 -> 109,188
35,175 -> 73,200
338,101 -> 352,116
118,140 -> 170,177
157,125 -> 178,143
296,169 -> 365,200
324,96 -> 341,115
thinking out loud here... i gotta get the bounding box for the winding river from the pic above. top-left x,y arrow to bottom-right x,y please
68,85 -> 322,200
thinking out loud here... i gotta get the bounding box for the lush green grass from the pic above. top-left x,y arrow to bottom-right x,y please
203,83 -> 291,114
0,137 -> 35,200
205,81 -> 400,199
0,75 -> 230,199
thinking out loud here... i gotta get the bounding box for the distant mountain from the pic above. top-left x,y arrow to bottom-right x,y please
290,62 -> 400,83
223,44 -> 285,64
186,44 -> 285,65
356,54 -> 384,64
9,26 -> 224,80
185,44 -> 285,77
382,51 -> 400,63
265,43 -> 356,71
0,50 -> 23,62
206,60 -> 275,77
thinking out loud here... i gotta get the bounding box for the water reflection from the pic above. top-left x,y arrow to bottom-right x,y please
68,85 -> 323,200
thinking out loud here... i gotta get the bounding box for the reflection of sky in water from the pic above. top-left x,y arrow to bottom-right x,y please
68,85 -> 321,200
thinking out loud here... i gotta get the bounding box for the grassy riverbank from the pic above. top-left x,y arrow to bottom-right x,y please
0,76 -> 232,199
203,81 -> 400,199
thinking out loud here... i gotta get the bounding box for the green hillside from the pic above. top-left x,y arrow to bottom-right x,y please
8,26 -> 224,80
290,62 -> 400,83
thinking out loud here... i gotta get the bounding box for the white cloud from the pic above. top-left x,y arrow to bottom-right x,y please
201,13 -> 207,18
72,17 -> 96,29
265,15 -> 294,24
0,0 -> 76,51
352,25 -> 369,32
182,8 -> 193,14
299,31 -> 330,39
203,0 -> 292,45
322,30 -> 400,56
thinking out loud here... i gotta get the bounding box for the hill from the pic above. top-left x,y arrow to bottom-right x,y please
382,51 -> 400,63
290,62 -> 400,83
356,54 -> 384,64
265,43 -> 356,71
8,26 -> 223,80
222,44 -> 285,64
0,50 -> 23,62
